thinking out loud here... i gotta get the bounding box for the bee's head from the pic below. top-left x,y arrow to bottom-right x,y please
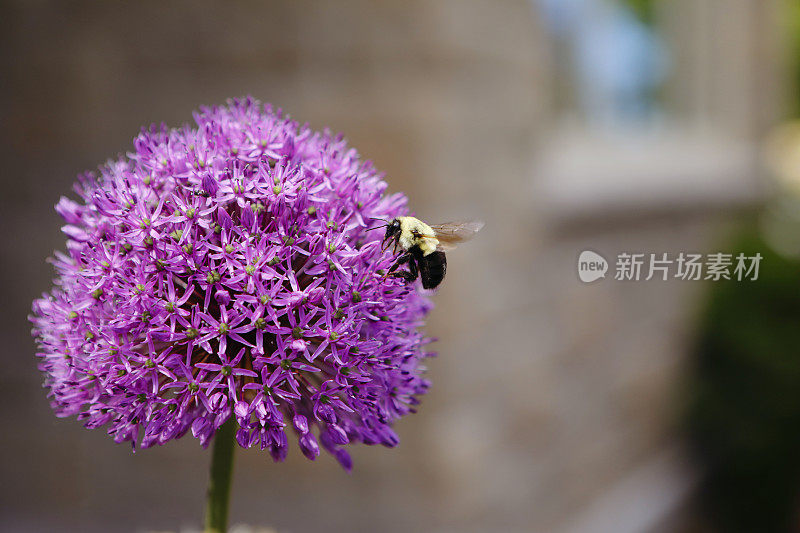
382,218 -> 402,251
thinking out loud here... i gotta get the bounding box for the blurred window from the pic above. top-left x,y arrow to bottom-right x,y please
534,0 -> 667,130
530,0 -> 771,222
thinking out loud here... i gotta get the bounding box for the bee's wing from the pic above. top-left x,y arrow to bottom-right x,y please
429,220 -> 484,250
436,242 -> 458,252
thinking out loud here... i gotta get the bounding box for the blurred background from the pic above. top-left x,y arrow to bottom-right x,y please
2,1 -> 800,531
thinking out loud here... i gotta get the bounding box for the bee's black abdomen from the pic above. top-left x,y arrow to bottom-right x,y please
419,250 -> 447,289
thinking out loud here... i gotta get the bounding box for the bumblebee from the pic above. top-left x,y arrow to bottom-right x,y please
380,217 -> 483,289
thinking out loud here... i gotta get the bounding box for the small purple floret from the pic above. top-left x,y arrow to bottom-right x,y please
30,97 -> 433,470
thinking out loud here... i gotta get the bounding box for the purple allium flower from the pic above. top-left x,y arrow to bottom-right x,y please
30,97 -> 433,470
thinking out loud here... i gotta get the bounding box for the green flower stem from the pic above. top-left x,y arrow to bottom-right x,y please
204,417 -> 237,533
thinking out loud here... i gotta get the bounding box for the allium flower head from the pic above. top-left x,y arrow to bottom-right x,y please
30,97 -> 433,470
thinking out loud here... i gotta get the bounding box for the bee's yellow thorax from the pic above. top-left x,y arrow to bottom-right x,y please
398,216 -> 439,256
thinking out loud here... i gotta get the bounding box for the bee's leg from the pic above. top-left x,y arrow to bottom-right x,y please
406,253 -> 419,280
389,271 -> 416,283
387,252 -> 417,282
388,252 -> 412,273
